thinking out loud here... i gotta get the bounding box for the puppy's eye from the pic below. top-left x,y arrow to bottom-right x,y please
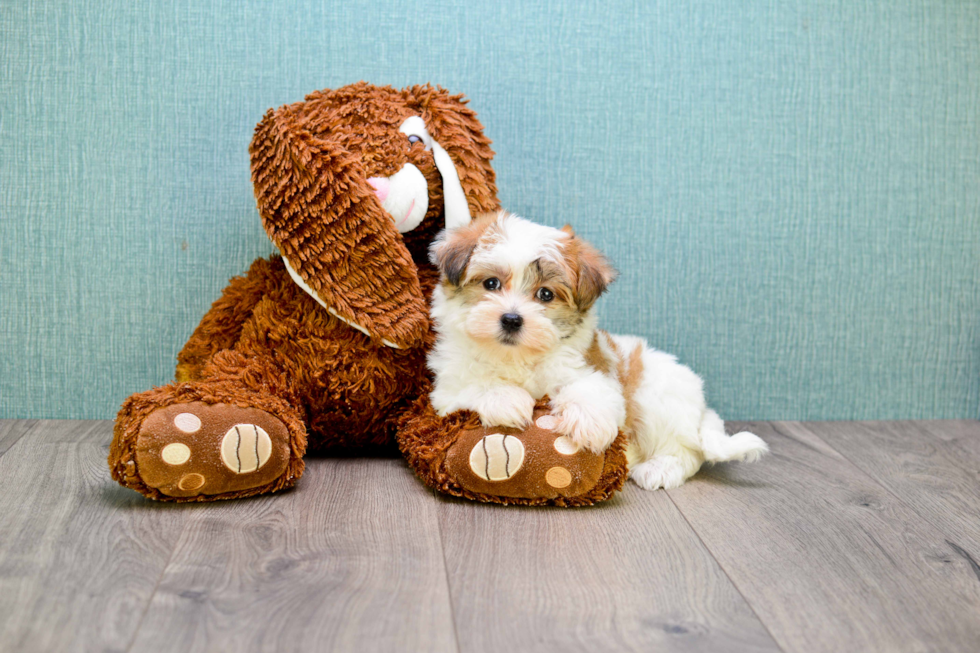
407,134 -> 422,145
536,287 -> 555,302
483,278 -> 501,291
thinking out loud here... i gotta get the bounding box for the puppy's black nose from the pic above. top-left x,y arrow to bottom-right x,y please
500,313 -> 524,333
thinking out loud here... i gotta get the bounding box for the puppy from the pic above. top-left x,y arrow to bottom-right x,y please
427,210 -> 767,490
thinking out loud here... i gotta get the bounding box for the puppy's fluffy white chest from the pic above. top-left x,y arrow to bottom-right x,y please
427,316 -> 596,402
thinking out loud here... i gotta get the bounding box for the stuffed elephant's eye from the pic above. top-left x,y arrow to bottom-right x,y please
407,134 -> 422,145
536,287 -> 555,302
483,278 -> 501,291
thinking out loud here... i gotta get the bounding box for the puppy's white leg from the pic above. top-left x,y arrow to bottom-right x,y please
630,451 -> 702,490
433,384 -> 536,429
472,385 -> 536,428
550,371 -> 625,454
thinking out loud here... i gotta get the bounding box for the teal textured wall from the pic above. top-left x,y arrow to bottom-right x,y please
2,1 -> 978,420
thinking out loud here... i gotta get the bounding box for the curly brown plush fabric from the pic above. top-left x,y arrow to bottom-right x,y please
109,83 -> 628,506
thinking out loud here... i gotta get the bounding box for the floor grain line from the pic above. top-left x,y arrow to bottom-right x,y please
946,540 -> 980,583
0,420 -> 193,652
0,419 -> 38,458
438,486 -> 781,653
434,489 -> 464,653
124,517 -> 187,653
667,420 -> 980,653
783,421 -> 958,532
791,420 -> 980,574
665,489 -> 787,653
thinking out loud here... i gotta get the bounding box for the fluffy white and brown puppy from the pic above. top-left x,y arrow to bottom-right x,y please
427,210 -> 767,490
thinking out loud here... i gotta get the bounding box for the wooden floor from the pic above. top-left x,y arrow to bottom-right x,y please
1,420 -> 978,652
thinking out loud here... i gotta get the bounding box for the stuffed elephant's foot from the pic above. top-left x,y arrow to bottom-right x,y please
110,383 -> 307,502
131,402 -> 294,498
397,395 -> 629,507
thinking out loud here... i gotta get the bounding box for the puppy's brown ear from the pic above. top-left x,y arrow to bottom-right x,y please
429,213 -> 495,286
569,236 -> 618,311
250,104 -> 427,349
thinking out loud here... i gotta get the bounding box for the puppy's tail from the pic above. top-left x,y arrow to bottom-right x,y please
699,410 -> 768,463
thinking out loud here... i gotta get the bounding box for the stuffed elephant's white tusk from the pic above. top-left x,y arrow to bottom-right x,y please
431,139 -> 472,229
399,115 -> 472,230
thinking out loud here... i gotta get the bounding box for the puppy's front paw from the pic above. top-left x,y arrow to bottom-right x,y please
475,386 -> 536,430
552,401 -> 619,454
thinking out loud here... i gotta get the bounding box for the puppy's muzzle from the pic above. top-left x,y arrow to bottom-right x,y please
500,313 -> 523,334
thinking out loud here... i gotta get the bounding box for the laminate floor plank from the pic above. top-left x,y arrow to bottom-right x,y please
666,421 -> 980,653
438,488 -> 782,653
0,419 -> 37,458
127,457 -> 458,653
916,419 -> 979,443
0,420 -> 192,653
796,421 -> 980,556
918,421 -> 980,481
6,418 -> 978,653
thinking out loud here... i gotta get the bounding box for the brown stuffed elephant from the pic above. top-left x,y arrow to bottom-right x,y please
109,83 -> 628,506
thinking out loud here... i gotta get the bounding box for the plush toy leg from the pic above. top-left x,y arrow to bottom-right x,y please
110,377 -> 307,502
396,393 -> 630,507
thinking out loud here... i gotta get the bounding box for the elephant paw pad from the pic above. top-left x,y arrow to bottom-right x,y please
445,407 -> 608,500
469,434 -> 525,481
135,402 -> 290,498
220,424 -> 273,474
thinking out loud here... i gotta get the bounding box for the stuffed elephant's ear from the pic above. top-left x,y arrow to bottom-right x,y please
249,106 -> 428,349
